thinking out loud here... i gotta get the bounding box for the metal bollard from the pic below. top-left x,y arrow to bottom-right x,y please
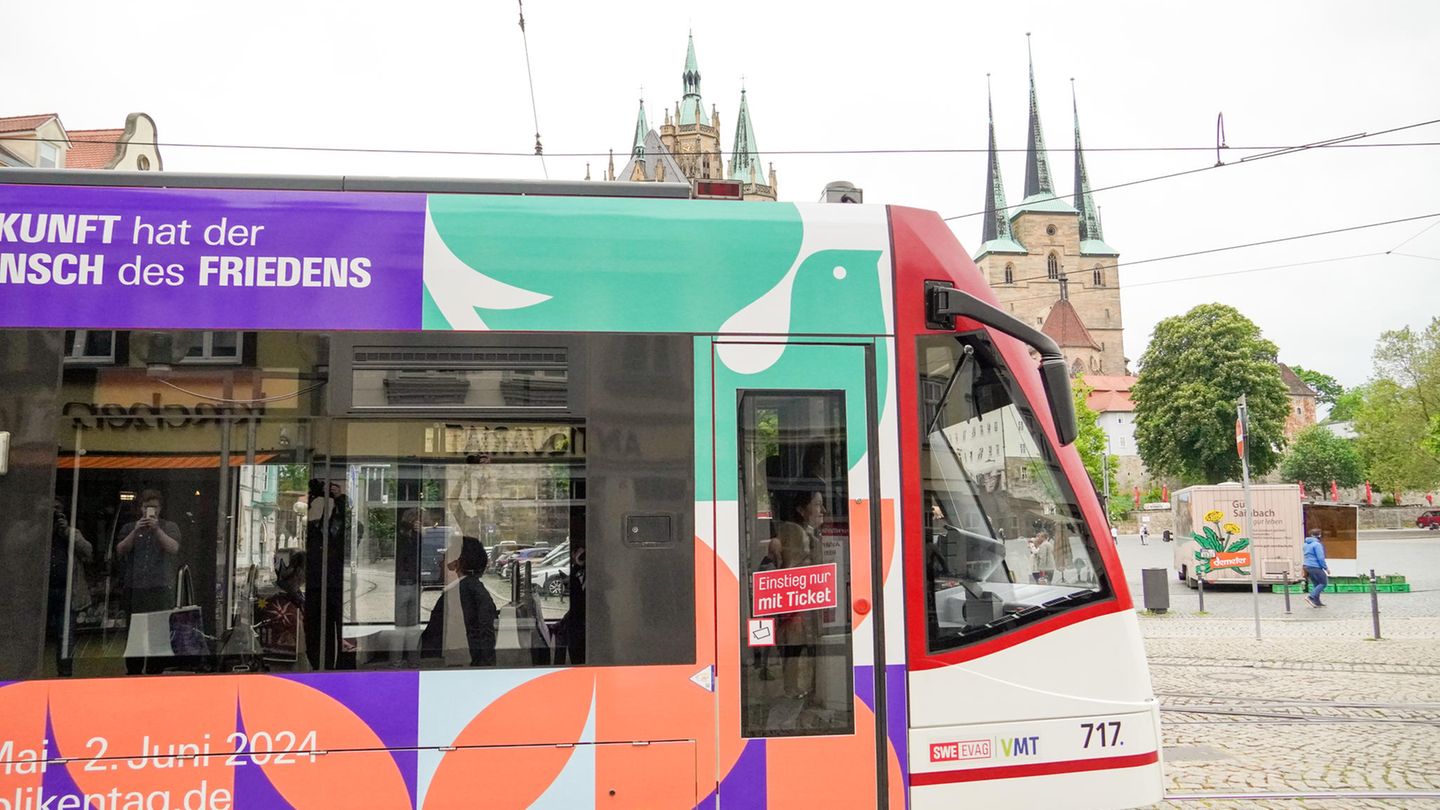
1369,568 -> 1382,640
1283,569 -> 1291,615
524,561 -> 533,601
1197,576 -> 1205,612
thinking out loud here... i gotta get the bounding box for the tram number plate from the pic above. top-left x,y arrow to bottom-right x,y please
1080,720 -> 1122,749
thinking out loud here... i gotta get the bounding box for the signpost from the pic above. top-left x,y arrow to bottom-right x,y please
1238,395 -> 1261,641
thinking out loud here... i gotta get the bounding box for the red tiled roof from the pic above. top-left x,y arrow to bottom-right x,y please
0,113 -> 60,134
1040,299 -> 1101,350
1087,389 -> 1135,413
1278,363 -> 1316,398
65,128 -> 123,169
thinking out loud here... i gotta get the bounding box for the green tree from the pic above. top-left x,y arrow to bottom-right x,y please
1289,365 -> 1343,406
1327,384 -> 1368,423
1131,304 -> 1290,483
1279,425 -> 1365,488
1354,319 -> 1440,492
1070,377 -> 1116,491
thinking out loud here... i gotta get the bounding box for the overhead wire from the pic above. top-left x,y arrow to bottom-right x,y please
516,0 -> 548,179
942,117 -> 1440,222
990,210 -> 1440,291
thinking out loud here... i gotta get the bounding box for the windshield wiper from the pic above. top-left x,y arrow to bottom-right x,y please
926,344 -> 975,436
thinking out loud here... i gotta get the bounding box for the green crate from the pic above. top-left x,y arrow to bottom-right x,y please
1379,582 -> 1412,593
1339,583 -> 1367,593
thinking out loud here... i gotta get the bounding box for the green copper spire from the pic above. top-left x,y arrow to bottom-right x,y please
679,32 -> 707,126
1072,82 -> 1117,256
729,88 -> 763,183
1023,35 -> 1053,198
1014,34 -> 1076,218
978,77 -> 1023,257
632,98 -> 648,157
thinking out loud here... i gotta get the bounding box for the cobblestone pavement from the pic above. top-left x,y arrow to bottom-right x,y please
1140,614 -> 1440,809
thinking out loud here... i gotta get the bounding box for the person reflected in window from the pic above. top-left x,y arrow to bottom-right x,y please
553,541 -> 586,665
258,550 -> 307,667
775,482 -> 826,701
421,536 -> 497,667
117,489 -> 182,675
48,498 -> 93,677
1028,529 -> 1056,584
304,479 -> 344,669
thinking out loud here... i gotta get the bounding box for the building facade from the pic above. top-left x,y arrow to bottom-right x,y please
0,112 -> 162,171
973,53 -> 1124,375
610,35 -> 776,201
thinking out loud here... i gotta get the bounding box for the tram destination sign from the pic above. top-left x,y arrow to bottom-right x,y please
0,184 -> 425,330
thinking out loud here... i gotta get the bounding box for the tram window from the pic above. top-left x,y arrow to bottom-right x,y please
737,392 -> 854,738
917,335 -> 1110,652
12,330 -> 694,679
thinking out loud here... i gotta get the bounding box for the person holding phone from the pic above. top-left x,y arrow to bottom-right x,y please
117,489 -> 183,674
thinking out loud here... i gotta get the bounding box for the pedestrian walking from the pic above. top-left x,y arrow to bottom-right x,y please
1302,528 -> 1329,607
1139,523 -> 1150,546
1110,526 -> 1118,545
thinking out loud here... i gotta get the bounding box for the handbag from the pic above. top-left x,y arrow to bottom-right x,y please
123,566 -> 208,658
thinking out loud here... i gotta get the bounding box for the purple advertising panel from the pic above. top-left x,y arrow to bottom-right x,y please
0,184 -> 426,330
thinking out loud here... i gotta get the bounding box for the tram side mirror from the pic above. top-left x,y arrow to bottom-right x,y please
926,281 -> 1079,447
1039,358 -> 1079,448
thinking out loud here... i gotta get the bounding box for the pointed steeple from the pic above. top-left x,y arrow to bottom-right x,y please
632,98 -> 648,157
729,87 -> 764,184
679,32 -> 707,126
1023,34 -> 1053,199
976,75 -> 1026,260
1071,82 -> 1118,256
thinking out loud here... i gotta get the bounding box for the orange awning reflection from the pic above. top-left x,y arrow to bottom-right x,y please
56,453 -> 278,470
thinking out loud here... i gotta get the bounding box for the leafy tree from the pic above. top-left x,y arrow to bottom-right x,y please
1070,377 -> 1116,491
1279,425 -> 1365,488
1354,319 -> 1440,491
1327,384 -> 1368,423
1289,366 -> 1343,406
1131,304 -> 1290,483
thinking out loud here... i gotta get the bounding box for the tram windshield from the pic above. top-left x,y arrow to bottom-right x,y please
918,334 -> 1109,651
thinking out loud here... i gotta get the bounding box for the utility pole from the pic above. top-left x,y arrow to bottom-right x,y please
1238,394 -> 1261,641
1101,435 -> 1111,519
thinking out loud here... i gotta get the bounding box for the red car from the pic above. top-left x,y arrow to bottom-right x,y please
1418,510 -> 1440,530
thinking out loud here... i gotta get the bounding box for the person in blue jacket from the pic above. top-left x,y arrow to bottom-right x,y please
1302,528 -> 1330,607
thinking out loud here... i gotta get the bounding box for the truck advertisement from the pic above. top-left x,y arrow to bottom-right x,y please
1172,484 -> 1304,586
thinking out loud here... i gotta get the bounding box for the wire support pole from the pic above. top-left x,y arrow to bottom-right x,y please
517,0 -> 548,178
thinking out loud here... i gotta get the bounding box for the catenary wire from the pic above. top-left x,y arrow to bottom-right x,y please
942,117 -> 1440,221
983,211 -> 1440,291
516,0 -> 548,179
1388,216 -> 1440,252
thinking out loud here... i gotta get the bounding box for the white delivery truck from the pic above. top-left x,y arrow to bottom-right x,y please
1172,483 -> 1303,587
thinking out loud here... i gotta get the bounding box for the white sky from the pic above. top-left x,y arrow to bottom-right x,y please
6,0 -> 1438,387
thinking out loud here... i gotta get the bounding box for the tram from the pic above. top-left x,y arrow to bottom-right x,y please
0,170 -> 1161,809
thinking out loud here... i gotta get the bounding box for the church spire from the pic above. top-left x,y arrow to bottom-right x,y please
982,77 -> 1016,245
1072,81 -> 1118,255
679,32 -> 706,126
632,97 -> 648,157
1023,34 -> 1054,199
729,87 -> 763,184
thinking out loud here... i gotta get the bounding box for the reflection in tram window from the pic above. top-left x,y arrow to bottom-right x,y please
917,335 -> 1110,653
737,392 -> 854,738
23,330 -> 695,679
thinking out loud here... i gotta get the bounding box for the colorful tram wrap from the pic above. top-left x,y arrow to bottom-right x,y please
0,171 -> 1161,810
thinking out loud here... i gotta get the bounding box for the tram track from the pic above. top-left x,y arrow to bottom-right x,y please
1158,693 -> 1440,725
1165,789 -> 1440,801
1148,657 -> 1440,676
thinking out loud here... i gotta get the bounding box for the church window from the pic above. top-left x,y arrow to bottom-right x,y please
1046,224 -> 1058,236
1047,253 -> 1059,280
1004,263 -> 1014,284
1105,308 -> 1111,320
1093,264 -> 1105,286
1071,359 -> 1084,376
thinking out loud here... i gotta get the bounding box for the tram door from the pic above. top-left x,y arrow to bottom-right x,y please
712,341 -> 885,807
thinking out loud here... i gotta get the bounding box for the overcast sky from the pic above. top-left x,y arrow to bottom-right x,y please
7,0 -> 1438,387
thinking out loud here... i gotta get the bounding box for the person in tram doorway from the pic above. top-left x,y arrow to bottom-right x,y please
117,489 -> 182,675
1303,528 -> 1330,608
48,498 -> 93,677
304,479 -> 345,669
421,536 -> 498,667
774,481 -> 826,702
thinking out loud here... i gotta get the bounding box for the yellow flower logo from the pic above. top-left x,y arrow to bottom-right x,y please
1223,522 -> 1242,535
1204,509 -> 1225,523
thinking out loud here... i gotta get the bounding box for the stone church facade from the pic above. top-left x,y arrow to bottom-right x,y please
606,34 -> 777,202
973,55 -> 1125,375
